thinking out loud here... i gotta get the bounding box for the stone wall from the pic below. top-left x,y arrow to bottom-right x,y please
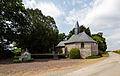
65,43 -> 92,58
91,43 -> 98,55
80,43 -> 91,58
65,42 -> 98,58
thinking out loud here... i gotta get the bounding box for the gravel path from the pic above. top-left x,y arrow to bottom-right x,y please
0,57 -> 106,76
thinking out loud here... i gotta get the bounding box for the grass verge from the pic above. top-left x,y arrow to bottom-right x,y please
86,55 -> 101,59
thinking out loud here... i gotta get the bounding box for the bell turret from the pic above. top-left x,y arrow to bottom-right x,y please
74,21 -> 80,34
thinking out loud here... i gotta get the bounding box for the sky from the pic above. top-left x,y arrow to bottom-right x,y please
23,0 -> 120,51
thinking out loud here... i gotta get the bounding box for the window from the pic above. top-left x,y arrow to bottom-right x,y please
81,42 -> 84,48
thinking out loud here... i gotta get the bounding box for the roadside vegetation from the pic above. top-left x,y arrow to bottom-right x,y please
86,51 -> 109,59
112,49 -> 120,54
86,55 -> 101,59
102,51 -> 109,57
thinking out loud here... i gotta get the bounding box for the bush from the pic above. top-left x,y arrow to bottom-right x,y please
26,58 -> 34,62
13,59 -> 21,63
69,48 -> 80,59
14,56 -> 21,59
86,55 -> 101,59
102,51 -> 109,57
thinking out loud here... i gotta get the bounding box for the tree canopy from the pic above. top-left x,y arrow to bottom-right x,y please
15,8 -> 58,54
0,0 -> 59,58
0,0 -> 29,58
92,32 -> 107,52
58,33 -> 66,43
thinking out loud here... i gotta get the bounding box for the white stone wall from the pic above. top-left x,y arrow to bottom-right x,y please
80,43 -> 91,58
91,43 -> 98,55
65,42 -> 98,58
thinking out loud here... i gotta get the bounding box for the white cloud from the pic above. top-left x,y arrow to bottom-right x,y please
36,2 -> 64,18
82,0 -> 120,28
107,29 -> 120,40
66,0 -> 120,50
23,0 -> 36,8
23,0 -> 64,18
65,7 -> 90,25
66,0 -> 120,28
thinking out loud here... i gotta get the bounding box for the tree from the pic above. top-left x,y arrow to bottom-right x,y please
0,0 -> 29,58
16,9 -> 58,54
67,29 -> 74,40
92,32 -> 107,52
58,33 -> 66,42
79,25 -> 86,33
85,27 -> 91,37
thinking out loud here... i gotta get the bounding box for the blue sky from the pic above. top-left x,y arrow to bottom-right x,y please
23,0 -> 120,51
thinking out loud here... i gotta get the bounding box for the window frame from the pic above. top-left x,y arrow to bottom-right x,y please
81,42 -> 84,48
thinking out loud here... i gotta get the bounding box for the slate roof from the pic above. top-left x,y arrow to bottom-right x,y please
56,32 -> 96,47
56,41 -> 67,47
65,32 -> 96,44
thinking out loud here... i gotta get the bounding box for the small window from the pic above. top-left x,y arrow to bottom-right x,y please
81,43 -> 84,48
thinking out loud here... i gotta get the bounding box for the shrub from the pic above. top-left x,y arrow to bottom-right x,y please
14,56 -> 21,59
102,51 -> 109,57
69,48 -> 80,59
86,55 -> 101,59
26,58 -> 34,62
13,59 -> 21,63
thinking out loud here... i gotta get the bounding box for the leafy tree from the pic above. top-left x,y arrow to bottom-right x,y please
92,32 -> 107,52
85,27 -> 91,37
16,9 -> 58,54
58,33 -> 66,42
67,29 -> 74,40
79,25 -> 86,33
0,0 -> 29,58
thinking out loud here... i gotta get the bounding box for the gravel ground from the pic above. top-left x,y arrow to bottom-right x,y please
0,58 -> 106,76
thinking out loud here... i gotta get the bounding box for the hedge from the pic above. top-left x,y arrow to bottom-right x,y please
69,48 -> 80,59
